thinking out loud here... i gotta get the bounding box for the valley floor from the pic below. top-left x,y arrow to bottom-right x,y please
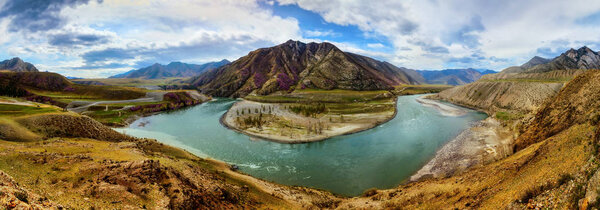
3,71 -> 600,208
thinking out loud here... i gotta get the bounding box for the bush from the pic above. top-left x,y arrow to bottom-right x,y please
571,183 -> 586,208
558,173 -> 574,185
289,103 -> 326,117
312,199 -> 341,208
14,191 -> 28,203
519,182 -> 554,203
277,73 -> 294,91
362,188 -> 378,197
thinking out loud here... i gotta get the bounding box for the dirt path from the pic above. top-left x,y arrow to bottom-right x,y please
66,97 -> 159,113
0,98 -> 36,106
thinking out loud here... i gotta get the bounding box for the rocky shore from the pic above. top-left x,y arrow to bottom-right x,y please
410,117 -> 514,181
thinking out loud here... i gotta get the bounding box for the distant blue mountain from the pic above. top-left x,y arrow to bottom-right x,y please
473,69 -> 497,74
109,59 -> 230,79
108,69 -> 136,79
417,68 -> 496,85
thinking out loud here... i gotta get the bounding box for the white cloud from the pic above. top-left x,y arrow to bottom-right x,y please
2,0 -> 600,76
0,19 -> 11,45
277,0 -> 600,70
367,43 -> 385,49
304,29 -> 339,37
1,0 -> 304,77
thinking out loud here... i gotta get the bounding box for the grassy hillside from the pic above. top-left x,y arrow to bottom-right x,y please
0,102 -> 340,209
432,69 -> 587,114
0,72 -> 147,106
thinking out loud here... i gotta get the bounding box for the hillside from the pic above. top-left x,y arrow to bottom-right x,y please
0,104 -> 343,209
417,68 -> 496,85
515,70 -> 600,150
190,40 -> 424,97
0,71 -> 153,113
501,46 -> 600,73
3,70 -> 600,209
110,60 -> 230,79
435,81 -> 563,113
436,47 -> 596,113
0,72 -> 72,98
0,58 -> 38,72
336,70 -> 600,209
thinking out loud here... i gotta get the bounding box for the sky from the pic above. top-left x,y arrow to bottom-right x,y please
0,0 -> 599,78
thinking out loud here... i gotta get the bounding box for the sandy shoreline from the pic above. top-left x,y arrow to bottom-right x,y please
220,98 -> 397,143
415,96 -> 468,116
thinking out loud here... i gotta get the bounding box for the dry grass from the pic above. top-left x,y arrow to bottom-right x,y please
341,123 -> 594,209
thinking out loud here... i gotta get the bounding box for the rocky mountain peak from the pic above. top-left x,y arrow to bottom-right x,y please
282,39 -> 306,49
9,57 -> 24,64
503,46 -> 600,73
521,56 -> 550,69
0,57 -> 39,72
563,46 -> 597,61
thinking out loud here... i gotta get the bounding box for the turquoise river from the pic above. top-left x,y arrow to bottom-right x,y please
116,95 -> 487,196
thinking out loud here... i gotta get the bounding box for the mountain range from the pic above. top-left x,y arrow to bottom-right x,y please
501,46 -> 600,73
109,59 -> 230,79
417,68 -> 496,85
0,57 -> 39,72
190,40 -> 425,97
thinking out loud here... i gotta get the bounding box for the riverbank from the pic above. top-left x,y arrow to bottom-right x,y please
220,98 -> 397,143
410,94 -> 516,181
415,95 -> 467,116
409,117 -> 514,181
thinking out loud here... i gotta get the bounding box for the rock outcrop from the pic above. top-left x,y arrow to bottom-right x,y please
0,57 -> 39,72
0,171 -> 58,209
501,46 -> 600,73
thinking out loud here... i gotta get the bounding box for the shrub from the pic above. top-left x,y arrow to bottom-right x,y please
558,173 -> 574,185
362,188 -> 378,197
0,83 -> 30,97
63,86 -> 76,92
253,72 -> 267,88
312,199 -> 341,208
570,183 -> 586,208
14,191 -> 28,203
289,103 -> 326,117
277,73 -> 294,91
519,182 -> 554,203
